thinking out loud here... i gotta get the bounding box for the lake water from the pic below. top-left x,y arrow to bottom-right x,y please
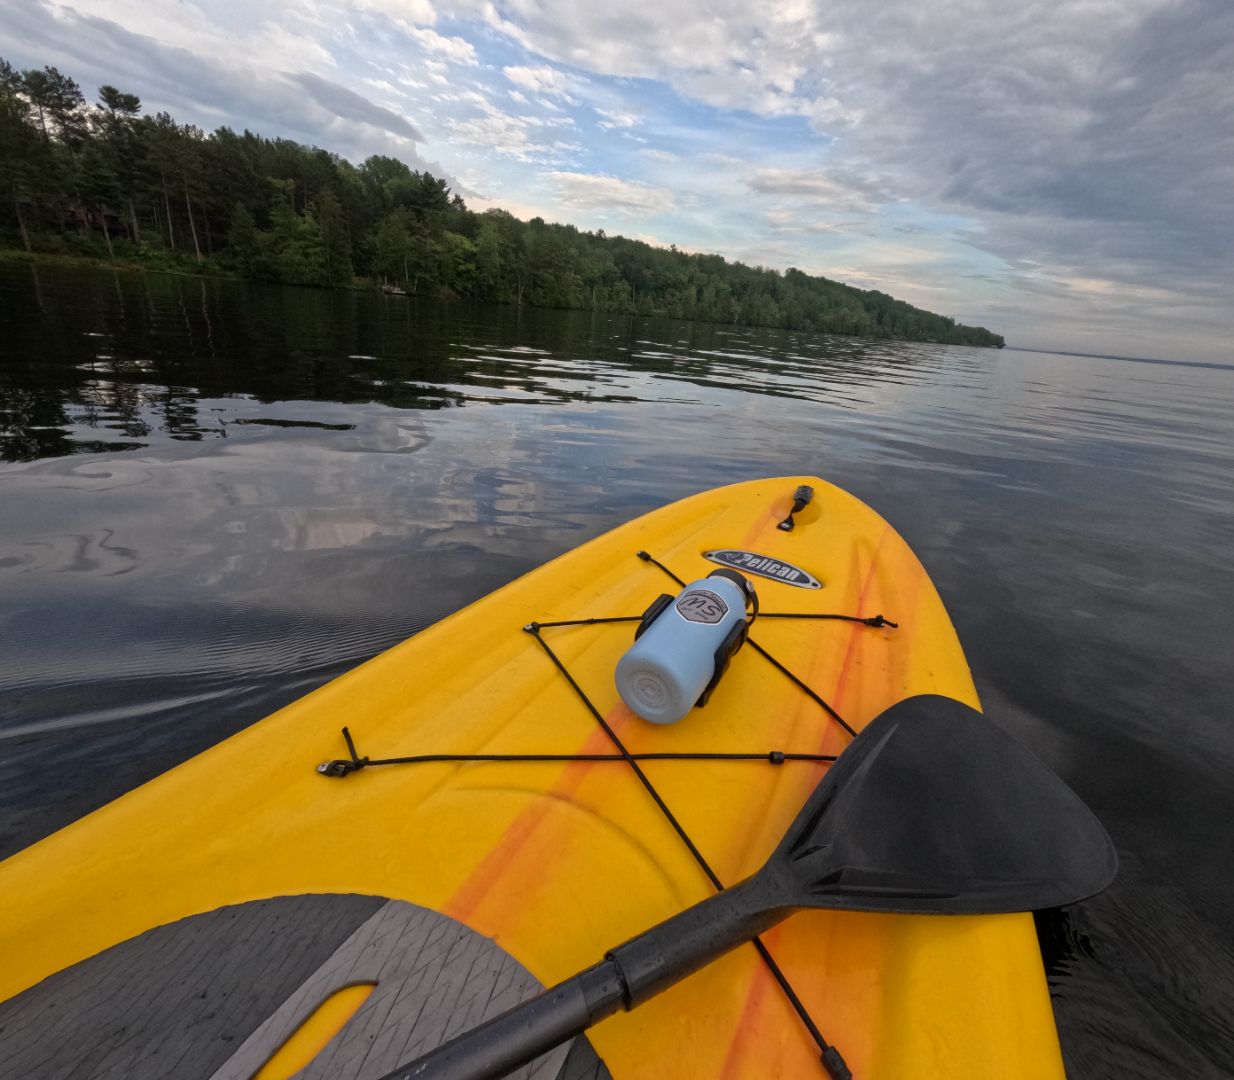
2,261 -> 1232,1077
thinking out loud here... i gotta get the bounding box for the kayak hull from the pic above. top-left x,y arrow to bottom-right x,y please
0,477 -> 1064,1078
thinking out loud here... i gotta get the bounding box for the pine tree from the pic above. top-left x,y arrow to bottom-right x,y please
311,188 -> 353,285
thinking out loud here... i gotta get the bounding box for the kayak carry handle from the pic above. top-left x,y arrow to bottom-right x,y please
778,484 -> 815,531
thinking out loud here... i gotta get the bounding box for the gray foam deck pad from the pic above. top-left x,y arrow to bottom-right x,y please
0,894 -> 611,1080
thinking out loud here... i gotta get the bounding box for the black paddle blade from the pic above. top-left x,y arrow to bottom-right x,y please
769,694 -> 1118,914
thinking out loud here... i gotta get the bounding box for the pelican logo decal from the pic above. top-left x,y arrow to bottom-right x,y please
675,589 -> 729,624
703,550 -> 822,589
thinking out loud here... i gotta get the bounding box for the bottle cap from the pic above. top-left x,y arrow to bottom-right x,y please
706,568 -> 757,611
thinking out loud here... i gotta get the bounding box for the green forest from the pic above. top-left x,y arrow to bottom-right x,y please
0,59 -> 1004,347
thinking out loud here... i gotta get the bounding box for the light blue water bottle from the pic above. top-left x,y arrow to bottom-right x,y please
615,569 -> 757,724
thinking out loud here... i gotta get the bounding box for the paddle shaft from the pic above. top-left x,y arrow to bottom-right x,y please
383,877 -> 783,1080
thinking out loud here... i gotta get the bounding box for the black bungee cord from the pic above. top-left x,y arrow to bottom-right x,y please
319,548 -> 899,1078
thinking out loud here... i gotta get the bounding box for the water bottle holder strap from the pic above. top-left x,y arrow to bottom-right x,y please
697,619 -> 751,707
633,593 -> 675,640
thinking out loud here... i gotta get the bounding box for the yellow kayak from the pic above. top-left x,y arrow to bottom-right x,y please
0,476 -> 1066,1078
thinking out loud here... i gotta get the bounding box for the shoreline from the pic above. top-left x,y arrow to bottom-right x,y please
0,247 -> 1003,348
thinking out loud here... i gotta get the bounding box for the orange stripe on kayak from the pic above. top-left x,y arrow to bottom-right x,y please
720,525 -> 893,1070
444,712 -> 630,926
719,939 -> 776,1079
827,523 -> 891,732
739,493 -> 784,549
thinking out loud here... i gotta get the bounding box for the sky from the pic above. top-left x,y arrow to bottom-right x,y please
1,0 -> 1231,361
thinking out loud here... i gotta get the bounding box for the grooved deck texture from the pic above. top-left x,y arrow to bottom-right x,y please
555,1037 -> 612,1080
211,899 -> 607,1080
0,895 -> 610,1080
0,894 -> 384,1080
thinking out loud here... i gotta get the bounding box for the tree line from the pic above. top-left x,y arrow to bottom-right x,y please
0,58 -> 1005,347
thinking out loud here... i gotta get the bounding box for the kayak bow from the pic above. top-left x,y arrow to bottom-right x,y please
0,477 -> 1106,1078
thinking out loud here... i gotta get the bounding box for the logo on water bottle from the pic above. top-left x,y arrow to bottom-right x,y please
675,589 -> 730,624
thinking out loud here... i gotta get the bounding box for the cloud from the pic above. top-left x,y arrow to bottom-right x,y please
820,0 -> 1234,288
747,167 -> 891,213
402,25 -> 478,66
33,0 -> 337,74
763,210 -> 866,236
354,0 -> 437,27
502,64 -> 579,103
439,87 -> 578,162
289,72 -> 422,141
595,106 -> 640,130
545,171 -> 674,217
452,112 -> 538,158
460,2 -> 850,125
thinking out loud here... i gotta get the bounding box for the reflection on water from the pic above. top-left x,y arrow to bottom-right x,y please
2,261 -> 1233,1076
1,262 -> 992,461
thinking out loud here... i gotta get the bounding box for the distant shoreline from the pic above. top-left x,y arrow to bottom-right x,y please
1004,344 -> 1230,370
1,247 -> 1009,349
